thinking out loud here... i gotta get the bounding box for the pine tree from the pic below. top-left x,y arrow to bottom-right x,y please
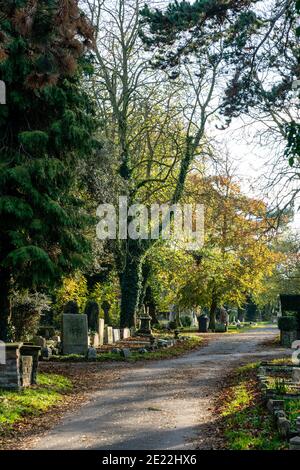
0,0 -> 98,341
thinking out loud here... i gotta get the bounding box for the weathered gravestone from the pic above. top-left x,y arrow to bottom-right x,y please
62,314 -> 88,355
21,356 -> 33,388
104,326 -> 113,345
113,329 -> 120,343
0,343 -> 22,390
121,328 -> 131,339
99,318 -> 104,346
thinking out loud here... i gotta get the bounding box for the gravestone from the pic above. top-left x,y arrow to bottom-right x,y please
121,328 -> 131,339
104,326 -> 113,345
62,314 -> 88,355
113,329 -> 120,343
99,318 -> 104,346
32,336 -> 46,348
21,356 -> 33,388
0,343 -> 22,390
20,344 -> 41,385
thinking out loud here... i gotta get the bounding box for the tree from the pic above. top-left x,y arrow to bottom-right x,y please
141,0 -> 299,216
84,0 -> 244,327
0,0 -> 98,340
178,170 -> 283,330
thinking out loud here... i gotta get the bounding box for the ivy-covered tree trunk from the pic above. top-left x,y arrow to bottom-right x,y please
209,298 -> 218,331
0,270 -> 11,342
119,250 -> 143,328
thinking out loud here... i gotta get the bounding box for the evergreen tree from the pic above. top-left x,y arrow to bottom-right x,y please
0,0 -> 98,340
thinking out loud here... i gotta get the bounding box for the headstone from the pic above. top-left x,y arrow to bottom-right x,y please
112,348 -> 121,354
32,336 -> 46,348
104,326 -> 113,345
121,328 -> 131,339
113,329 -> 120,343
20,344 -> 41,385
137,315 -> 152,336
138,348 -> 147,354
62,314 -> 88,355
0,343 -> 22,390
41,347 -> 52,359
98,318 -> 104,346
290,436 -> 300,450
120,348 -> 131,359
21,356 -> 33,387
292,368 -> 300,382
52,335 -> 61,344
130,327 -> 136,337
87,347 -> 97,360
277,417 -> 290,438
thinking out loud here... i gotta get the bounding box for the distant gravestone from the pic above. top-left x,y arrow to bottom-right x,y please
62,314 -> 88,355
99,318 -> 104,346
104,326 -> 113,345
113,329 -> 120,343
121,328 -> 131,339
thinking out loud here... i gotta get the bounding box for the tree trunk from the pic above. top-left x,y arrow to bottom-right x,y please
0,270 -> 11,342
119,249 -> 143,328
209,298 -> 218,331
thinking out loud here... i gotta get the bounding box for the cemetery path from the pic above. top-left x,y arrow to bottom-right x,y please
29,326 -> 287,451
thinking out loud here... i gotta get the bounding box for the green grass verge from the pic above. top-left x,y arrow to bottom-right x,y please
48,336 -> 203,363
219,363 -> 286,450
0,373 -> 72,433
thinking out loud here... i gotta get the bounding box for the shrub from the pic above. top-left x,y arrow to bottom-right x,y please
278,316 -> 298,331
181,315 -> 192,327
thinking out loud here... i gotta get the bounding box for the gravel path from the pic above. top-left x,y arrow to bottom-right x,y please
30,326 -> 287,451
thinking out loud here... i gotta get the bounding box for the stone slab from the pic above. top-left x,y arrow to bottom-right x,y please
62,314 -> 88,355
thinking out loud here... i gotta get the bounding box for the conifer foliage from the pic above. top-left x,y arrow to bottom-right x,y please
0,0 -> 97,340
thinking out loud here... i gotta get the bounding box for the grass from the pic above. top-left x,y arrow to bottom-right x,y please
219,363 -> 286,450
48,335 -> 203,363
0,373 -> 72,433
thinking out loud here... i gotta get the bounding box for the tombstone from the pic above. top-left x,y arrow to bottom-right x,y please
85,301 -> 100,332
0,343 -> 22,390
32,336 -> 46,348
87,347 -> 97,360
120,348 -> 131,359
41,346 -> 52,359
113,329 -> 120,343
98,318 -> 104,346
121,328 -> 131,340
20,344 -> 41,385
21,356 -> 33,388
64,300 -> 79,314
62,314 -> 88,355
104,326 -> 113,345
